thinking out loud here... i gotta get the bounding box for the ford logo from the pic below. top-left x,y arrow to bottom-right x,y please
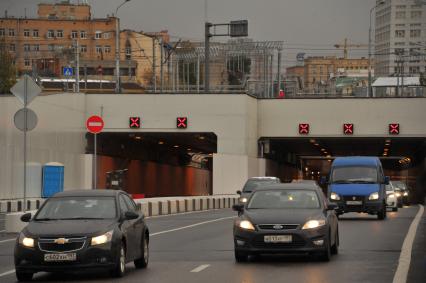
273,225 -> 284,230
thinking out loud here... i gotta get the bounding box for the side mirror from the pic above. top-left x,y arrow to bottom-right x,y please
384,176 -> 390,185
124,211 -> 139,220
232,204 -> 244,213
236,190 -> 242,195
20,213 -> 32,222
326,203 -> 338,211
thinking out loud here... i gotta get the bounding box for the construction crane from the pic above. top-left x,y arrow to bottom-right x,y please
334,38 -> 368,59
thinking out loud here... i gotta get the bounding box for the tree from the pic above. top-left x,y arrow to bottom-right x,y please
0,37 -> 17,94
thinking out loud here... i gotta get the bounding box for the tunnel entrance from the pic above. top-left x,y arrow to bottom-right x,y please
86,132 -> 217,197
259,137 -> 426,203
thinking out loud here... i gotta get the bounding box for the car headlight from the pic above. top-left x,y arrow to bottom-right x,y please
302,219 -> 326,230
91,230 -> 113,246
237,220 -> 255,231
18,233 -> 34,248
330,192 -> 340,200
239,197 -> 248,203
395,192 -> 401,198
368,192 -> 379,200
388,193 -> 395,199
403,192 -> 408,197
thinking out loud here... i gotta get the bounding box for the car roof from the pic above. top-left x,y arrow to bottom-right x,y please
248,176 -> 279,181
253,183 -> 322,191
52,189 -> 124,198
332,156 -> 380,167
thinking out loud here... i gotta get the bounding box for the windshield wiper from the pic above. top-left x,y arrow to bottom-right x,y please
350,180 -> 376,184
58,217 -> 108,220
34,218 -> 57,221
332,180 -> 353,184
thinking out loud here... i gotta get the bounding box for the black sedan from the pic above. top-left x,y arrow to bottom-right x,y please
233,184 -> 339,262
14,190 -> 149,281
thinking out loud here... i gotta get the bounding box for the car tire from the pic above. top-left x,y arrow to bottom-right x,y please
320,234 -> 332,261
16,271 -> 33,282
331,228 -> 339,255
397,201 -> 403,208
234,250 -> 248,263
377,204 -> 386,220
134,236 -> 149,269
111,242 -> 126,278
392,207 -> 398,212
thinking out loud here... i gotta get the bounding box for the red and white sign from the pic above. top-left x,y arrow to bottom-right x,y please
343,123 -> 354,135
299,123 -> 310,135
389,123 -> 400,135
86,115 -> 104,134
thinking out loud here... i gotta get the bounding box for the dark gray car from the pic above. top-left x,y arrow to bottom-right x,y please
237,177 -> 280,204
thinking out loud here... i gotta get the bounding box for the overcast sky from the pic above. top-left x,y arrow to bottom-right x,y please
0,0 -> 375,65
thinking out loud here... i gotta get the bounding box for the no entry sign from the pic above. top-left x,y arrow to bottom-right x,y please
86,115 -> 104,134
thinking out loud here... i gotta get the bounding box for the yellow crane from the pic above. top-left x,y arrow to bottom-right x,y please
334,38 -> 368,59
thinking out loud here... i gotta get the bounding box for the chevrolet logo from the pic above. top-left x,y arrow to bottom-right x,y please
54,238 -> 69,245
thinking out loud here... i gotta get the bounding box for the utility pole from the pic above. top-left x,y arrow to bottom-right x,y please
160,37 -> 164,93
204,22 -> 211,92
74,40 -> 80,93
277,49 -> 282,97
152,37 -> 157,92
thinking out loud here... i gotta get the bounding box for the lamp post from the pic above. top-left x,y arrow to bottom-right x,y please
115,0 -> 131,94
368,0 -> 385,98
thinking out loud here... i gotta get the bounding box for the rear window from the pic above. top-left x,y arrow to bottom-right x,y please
242,179 -> 278,193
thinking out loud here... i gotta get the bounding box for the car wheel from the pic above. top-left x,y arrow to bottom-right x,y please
111,242 -> 126,278
331,228 -> 339,255
392,207 -> 398,212
377,204 -> 386,220
320,234 -> 332,261
397,201 -> 403,208
16,271 -> 33,282
234,250 -> 248,263
134,235 -> 149,269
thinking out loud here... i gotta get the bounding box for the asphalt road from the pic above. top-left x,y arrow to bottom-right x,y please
0,206 -> 424,283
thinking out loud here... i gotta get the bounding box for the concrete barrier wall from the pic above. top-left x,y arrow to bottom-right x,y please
0,198 -> 45,213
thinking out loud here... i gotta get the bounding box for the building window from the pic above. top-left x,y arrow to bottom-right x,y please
24,44 -> 30,52
47,30 -> 54,38
80,31 -> 87,39
96,45 -> 102,53
24,29 -> 30,37
9,44 -> 15,52
410,23 -> 421,27
410,30 -> 421,38
395,11 -> 406,19
103,32 -> 110,39
71,30 -> 78,39
395,30 -> 405,38
48,44 -> 55,51
104,45 -> 111,53
395,42 -> 405,46
33,29 -> 39,37
8,29 -> 15,36
409,66 -> 420,74
396,5 -> 406,9
33,44 -> 40,52
411,11 -> 422,19
95,31 -> 102,39
0,28 -> 4,36
56,30 -> 63,38
80,45 -> 87,53
24,58 -> 30,67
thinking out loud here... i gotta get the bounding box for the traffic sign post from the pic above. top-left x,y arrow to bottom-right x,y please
86,116 -> 104,189
10,75 -> 42,213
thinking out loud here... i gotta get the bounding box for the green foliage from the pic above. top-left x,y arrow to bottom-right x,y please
0,37 -> 17,94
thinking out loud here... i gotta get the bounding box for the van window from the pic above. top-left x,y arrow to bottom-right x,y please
331,166 -> 378,183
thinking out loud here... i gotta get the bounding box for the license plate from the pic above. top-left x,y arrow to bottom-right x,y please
264,235 -> 292,243
44,253 -> 76,262
346,200 -> 363,205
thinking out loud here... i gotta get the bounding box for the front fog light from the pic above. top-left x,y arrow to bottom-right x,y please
368,192 -> 379,200
91,231 -> 113,246
313,239 -> 324,246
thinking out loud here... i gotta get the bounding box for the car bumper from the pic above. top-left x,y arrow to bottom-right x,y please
234,226 -> 328,255
331,199 -> 384,214
15,242 -> 117,273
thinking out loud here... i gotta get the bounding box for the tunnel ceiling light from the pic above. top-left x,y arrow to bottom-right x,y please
385,139 -> 391,143
305,167 -> 309,172
173,145 -> 180,148
187,148 -> 192,151
384,148 -> 389,152
314,143 -> 320,146
326,155 -> 332,158
158,141 -> 165,145
199,136 -> 205,140
321,148 -> 326,152
135,136 -> 142,140
310,139 -> 316,143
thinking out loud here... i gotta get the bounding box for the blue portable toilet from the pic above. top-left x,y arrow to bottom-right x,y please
42,162 -> 65,198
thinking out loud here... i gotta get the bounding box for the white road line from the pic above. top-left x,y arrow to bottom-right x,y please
392,204 -> 424,283
151,216 -> 235,237
0,230 -> 6,232
0,269 -> 15,278
190,264 -> 210,273
0,238 -> 15,244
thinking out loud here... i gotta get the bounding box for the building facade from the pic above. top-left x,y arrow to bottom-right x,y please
375,0 -> 426,77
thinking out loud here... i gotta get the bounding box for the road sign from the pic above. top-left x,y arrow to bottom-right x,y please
230,20 -> 248,37
129,117 -> 141,129
177,117 -> 188,129
63,67 -> 73,77
299,124 -> 310,135
389,123 -> 400,135
86,115 -> 104,134
10,74 -> 42,106
343,123 -> 354,135
279,89 -> 285,98
296,53 -> 305,62
14,108 -> 38,132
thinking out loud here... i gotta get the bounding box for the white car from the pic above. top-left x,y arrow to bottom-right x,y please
385,182 -> 398,212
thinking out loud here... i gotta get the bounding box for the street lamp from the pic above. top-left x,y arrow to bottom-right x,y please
115,0 -> 131,94
368,0 -> 386,98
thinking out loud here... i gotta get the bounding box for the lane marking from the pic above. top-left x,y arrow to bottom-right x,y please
190,264 -> 210,273
0,269 -> 15,278
151,216 -> 235,237
0,238 -> 15,244
0,230 -> 6,232
392,204 -> 424,283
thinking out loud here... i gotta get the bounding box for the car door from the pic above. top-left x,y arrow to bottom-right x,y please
118,194 -> 137,261
323,195 -> 338,244
122,194 -> 144,259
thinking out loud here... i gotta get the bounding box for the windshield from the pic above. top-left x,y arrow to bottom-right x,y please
331,166 -> 378,183
242,180 -> 278,193
247,190 -> 320,209
35,196 -> 117,220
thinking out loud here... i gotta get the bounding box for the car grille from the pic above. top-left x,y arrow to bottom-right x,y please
38,237 -> 86,252
257,224 -> 299,230
252,234 -> 306,249
343,196 -> 365,202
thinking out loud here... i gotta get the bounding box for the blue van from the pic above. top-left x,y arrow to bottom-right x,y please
327,157 -> 389,220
